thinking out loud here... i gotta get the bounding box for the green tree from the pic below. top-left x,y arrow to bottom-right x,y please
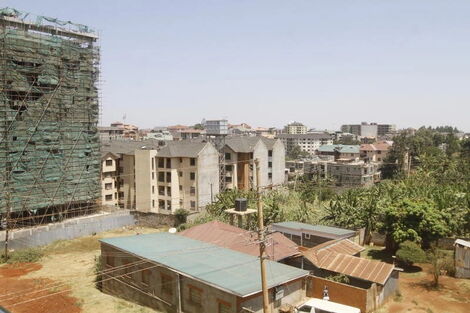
382,199 -> 450,250
286,145 -> 310,160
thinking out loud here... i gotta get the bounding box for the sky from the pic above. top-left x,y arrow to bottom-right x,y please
3,0 -> 470,131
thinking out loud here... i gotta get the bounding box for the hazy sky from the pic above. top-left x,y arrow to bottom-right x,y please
4,0 -> 470,131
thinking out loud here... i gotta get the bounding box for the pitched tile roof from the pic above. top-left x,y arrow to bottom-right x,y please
225,137 -> 263,153
157,141 -> 209,157
179,221 -> 299,261
100,233 -> 308,297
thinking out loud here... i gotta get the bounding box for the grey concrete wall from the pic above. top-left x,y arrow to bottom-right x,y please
196,143 -> 220,210
271,139 -> 286,186
0,211 -> 135,250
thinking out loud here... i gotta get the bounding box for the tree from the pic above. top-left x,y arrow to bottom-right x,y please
428,246 -> 446,288
395,241 -> 427,267
382,199 -> 450,250
193,123 -> 205,130
286,145 -> 310,160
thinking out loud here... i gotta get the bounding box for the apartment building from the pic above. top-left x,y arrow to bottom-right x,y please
101,152 -> 120,207
223,137 -> 285,190
110,121 -> 139,140
327,159 -> 380,187
284,122 -> 308,134
341,122 -> 396,138
316,144 -> 360,160
277,133 -> 333,155
360,141 -> 393,163
99,126 -> 125,142
100,140 -> 219,213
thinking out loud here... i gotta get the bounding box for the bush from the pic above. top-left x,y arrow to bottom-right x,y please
6,247 -> 43,264
174,209 -> 189,225
396,241 -> 427,266
326,274 -> 350,284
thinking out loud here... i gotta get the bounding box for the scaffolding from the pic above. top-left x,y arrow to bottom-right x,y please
0,8 -> 100,228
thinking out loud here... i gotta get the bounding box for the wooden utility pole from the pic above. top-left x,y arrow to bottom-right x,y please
255,159 -> 270,313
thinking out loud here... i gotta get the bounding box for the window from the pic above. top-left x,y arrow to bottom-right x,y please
190,186 -> 196,196
152,200 -> 155,208
179,185 -> 183,191
268,173 -> 272,179
166,172 -> 172,183
152,186 -> 155,194
151,158 -> 154,170
179,171 -> 183,177
190,201 -> 196,210
142,269 -> 151,286
225,177 -> 232,183
190,158 -> 196,166
268,150 -> 273,157
225,165 -> 232,171
158,172 -> 165,182
189,285 -> 202,305
166,158 -> 171,168
190,172 -> 195,180
159,200 -> 165,210
158,158 -> 165,168
218,300 -> 231,313
167,200 -> 172,210
304,233 -> 311,239
225,152 -> 231,160
152,172 -> 155,180
268,161 -> 272,168
105,159 -> 113,166
167,187 -> 171,196
118,192 -> 124,198
158,186 -> 165,196
161,274 -> 173,295
105,183 -> 113,190
105,194 -> 113,201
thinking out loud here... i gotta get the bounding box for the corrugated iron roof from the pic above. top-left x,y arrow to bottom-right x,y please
273,221 -> 356,237
302,244 -> 394,285
100,233 -> 308,297
179,221 -> 299,261
455,239 -> 470,248
310,238 -> 364,256
317,145 -> 360,154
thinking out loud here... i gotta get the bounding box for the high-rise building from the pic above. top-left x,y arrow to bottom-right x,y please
341,122 -> 396,138
284,122 -> 308,134
0,8 -> 100,224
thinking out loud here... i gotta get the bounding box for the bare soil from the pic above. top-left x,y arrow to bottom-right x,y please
380,264 -> 470,313
0,226 -> 163,313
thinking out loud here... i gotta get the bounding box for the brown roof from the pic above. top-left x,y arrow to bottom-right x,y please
302,239 -> 394,285
310,239 -> 364,256
179,221 -> 299,261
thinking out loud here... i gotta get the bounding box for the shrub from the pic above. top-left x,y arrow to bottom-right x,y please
6,247 -> 43,264
326,274 -> 350,284
395,241 -> 427,266
174,209 -> 189,225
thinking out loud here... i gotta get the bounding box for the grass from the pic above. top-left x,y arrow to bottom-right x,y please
1,247 -> 44,264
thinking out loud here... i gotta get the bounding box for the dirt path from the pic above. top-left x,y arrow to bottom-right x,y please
380,264 -> 470,313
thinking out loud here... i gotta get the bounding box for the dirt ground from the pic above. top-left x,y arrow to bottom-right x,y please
377,264 -> 470,313
0,226 -> 164,313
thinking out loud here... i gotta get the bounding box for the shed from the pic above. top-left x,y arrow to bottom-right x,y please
272,221 -> 357,247
454,239 -> 470,278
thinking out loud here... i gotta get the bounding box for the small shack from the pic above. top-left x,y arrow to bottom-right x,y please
454,239 -> 470,278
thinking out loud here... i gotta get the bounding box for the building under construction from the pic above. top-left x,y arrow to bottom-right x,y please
0,8 -> 100,228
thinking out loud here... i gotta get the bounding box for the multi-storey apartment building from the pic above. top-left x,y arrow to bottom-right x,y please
360,141 -> 393,163
327,159 -> 380,187
223,137 -> 285,190
316,144 -> 361,160
101,152 -> 120,207
284,122 -> 308,134
277,133 -> 333,155
100,140 -> 219,213
341,122 -> 396,138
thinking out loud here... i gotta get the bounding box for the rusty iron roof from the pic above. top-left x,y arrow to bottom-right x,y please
310,239 -> 365,256
302,240 -> 394,285
179,221 -> 300,261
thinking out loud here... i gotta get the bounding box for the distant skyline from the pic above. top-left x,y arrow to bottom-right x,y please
4,0 -> 470,131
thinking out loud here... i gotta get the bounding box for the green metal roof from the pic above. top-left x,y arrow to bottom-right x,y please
317,144 -> 360,154
272,221 -> 355,236
100,233 -> 308,297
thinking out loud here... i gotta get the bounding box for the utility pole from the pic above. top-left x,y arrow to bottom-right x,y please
255,159 -> 270,313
